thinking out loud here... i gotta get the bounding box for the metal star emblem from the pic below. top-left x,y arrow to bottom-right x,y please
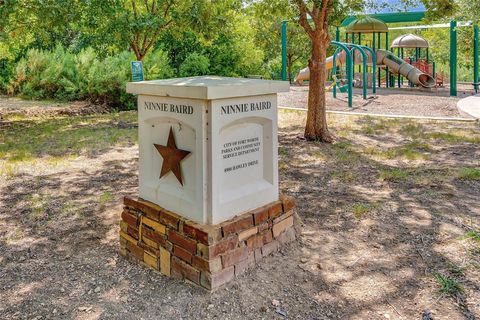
154,127 -> 191,186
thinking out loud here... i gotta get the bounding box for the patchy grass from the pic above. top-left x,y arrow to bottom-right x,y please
350,202 -> 376,218
360,117 -> 401,135
311,149 -> 326,160
99,191 -> 113,205
328,140 -> 359,163
361,141 -> 432,160
59,202 -> 76,218
26,194 -> 54,222
0,111 -> 137,163
22,193 -> 79,223
278,146 -> 288,156
433,272 -> 464,296
400,123 -> 424,138
447,264 -> 466,277
397,141 -> 432,160
362,121 -> 389,135
0,162 -> 19,179
458,167 -> 480,180
465,230 -> 480,242
331,170 -> 358,183
378,167 -> 452,185
397,121 -> 480,144
426,131 -> 480,144
5,227 -> 25,242
379,168 -> 410,181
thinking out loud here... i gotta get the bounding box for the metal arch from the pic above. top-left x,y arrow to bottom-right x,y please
347,44 -> 368,99
359,45 -> 376,95
332,47 -> 342,99
331,41 -> 354,108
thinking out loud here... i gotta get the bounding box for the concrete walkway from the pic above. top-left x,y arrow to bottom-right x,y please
457,95 -> 480,119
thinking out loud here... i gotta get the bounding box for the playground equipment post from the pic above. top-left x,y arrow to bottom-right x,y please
450,20 -> 457,96
474,25 -> 479,93
281,20 -> 288,81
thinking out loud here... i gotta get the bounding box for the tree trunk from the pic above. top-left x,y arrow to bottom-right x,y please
287,55 -> 293,84
304,37 -> 333,142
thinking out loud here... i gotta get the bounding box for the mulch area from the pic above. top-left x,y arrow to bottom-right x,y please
279,85 -> 476,118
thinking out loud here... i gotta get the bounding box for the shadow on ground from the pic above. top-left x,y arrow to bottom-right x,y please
0,112 -> 479,319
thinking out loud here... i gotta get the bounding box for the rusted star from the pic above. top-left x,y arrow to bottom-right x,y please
154,127 -> 191,186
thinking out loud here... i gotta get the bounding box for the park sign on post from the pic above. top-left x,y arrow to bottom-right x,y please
131,61 -> 144,82
121,76 -> 300,290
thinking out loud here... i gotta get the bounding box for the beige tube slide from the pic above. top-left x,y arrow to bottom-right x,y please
295,49 -> 435,88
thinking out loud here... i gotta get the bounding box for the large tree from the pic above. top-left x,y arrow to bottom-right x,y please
291,0 -> 362,142
290,0 -> 469,142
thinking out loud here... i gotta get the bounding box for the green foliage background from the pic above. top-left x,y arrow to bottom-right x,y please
0,0 -> 479,107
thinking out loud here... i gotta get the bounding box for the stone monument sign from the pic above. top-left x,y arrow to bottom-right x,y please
120,76 -> 299,290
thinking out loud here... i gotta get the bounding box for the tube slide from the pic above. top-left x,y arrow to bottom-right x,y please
295,49 -> 435,88
376,51 -> 435,88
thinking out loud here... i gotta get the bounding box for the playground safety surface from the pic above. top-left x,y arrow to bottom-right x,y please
279,84 -> 478,119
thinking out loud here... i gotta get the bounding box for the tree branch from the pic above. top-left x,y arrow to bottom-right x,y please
294,0 -> 314,38
164,0 -> 173,18
319,0 -> 330,30
143,19 -> 172,57
131,0 -> 138,19
151,0 -> 156,13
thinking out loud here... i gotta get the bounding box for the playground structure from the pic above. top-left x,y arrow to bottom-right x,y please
390,33 -> 445,87
280,11 -> 480,107
295,48 -> 436,88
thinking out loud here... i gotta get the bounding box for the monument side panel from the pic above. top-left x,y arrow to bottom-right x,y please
138,95 -> 207,224
210,94 -> 279,224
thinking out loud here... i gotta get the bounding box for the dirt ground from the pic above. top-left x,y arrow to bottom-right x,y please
0,96 -> 110,118
0,101 -> 479,320
278,84 -> 477,118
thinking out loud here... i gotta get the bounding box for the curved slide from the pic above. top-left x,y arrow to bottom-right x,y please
295,49 -> 435,88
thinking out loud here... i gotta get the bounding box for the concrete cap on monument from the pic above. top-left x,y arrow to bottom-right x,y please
126,76 -> 289,225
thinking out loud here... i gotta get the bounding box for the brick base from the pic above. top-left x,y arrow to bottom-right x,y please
119,195 -> 300,290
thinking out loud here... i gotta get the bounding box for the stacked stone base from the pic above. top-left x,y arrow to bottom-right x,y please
119,195 -> 299,290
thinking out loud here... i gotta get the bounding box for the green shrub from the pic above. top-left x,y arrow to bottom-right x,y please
179,52 -> 210,77
9,45 -> 135,109
11,45 -> 78,100
75,47 -> 99,100
0,59 -> 13,92
144,49 -> 175,80
207,36 -> 241,77
264,56 -> 282,80
78,50 -> 135,108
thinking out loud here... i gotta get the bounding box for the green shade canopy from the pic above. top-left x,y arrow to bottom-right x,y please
341,11 -> 426,27
345,17 -> 389,33
391,34 -> 429,48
